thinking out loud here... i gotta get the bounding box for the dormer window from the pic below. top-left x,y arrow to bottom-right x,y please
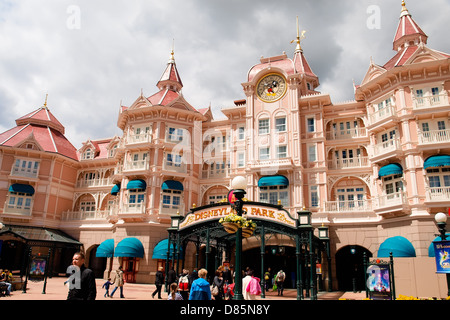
83,148 -> 93,160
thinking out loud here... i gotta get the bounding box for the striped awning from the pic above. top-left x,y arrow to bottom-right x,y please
378,163 -> 403,178
8,183 -> 35,195
424,155 -> 450,169
258,175 -> 289,187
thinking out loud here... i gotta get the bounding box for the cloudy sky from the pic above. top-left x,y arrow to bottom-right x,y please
0,0 -> 449,148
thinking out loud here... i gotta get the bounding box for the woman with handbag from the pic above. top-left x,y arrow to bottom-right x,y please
212,269 -> 224,300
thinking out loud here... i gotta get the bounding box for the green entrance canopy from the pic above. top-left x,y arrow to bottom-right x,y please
114,237 -> 144,258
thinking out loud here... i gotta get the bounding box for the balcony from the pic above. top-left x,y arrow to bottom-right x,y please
324,199 -> 373,212
162,162 -> 187,174
61,209 -> 113,221
418,129 -> 450,146
123,160 -> 149,172
370,138 -> 402,162
368,105 -> 396,127
413,94 -> 449,109
326,128 -> 368,141
202,167 -> 231,179
10,165 -> 39,180
425,186 -> 450,203
328,156 -> 369,170
125,133 -> 152,145
251,158 -> 294,170
2,202 -> 33,217
76,178 -> 114,188
120,202 -> 146,215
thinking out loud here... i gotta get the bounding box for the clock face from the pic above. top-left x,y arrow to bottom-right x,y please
256,73 -> 287,103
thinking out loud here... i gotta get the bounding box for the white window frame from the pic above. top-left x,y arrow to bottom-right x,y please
308,144 -> 317,162
259,185 -> 289,207
275,117 -> 286,133
259,147 -> 270,160
258,119 -> 270,135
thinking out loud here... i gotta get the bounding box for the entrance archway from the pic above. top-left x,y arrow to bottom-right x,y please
336,245 -> 372,291
167,201 -> 329,300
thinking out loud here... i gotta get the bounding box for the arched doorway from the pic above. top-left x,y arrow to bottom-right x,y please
335,245 -> 372,291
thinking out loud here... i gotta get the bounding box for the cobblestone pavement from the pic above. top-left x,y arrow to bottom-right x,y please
2,277 -> 366,301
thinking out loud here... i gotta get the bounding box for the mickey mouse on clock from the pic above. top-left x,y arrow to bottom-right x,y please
256,73 -> 287,103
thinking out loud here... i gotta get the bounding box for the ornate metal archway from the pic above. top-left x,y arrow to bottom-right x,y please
166,201 -> 331,300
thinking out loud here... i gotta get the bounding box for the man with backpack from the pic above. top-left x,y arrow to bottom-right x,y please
275,269 -> 286,296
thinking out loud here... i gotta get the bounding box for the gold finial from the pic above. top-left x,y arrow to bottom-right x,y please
43,93 -> 48,109
169,38 -> 175,63
192,203 -> 196,208
291,16 -> 306,53
401,0 -> 408,12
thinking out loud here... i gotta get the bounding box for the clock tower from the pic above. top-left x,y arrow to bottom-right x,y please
241,17 -> 320,212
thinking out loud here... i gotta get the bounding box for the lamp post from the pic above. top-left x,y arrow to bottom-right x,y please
230,176 -> 247,300
434,212 -> 450,296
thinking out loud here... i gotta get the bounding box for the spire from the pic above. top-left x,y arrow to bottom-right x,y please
291,17 -> 319,93
157,41 -> 183,92
393,0 -> 427,51
291,16 -> 306,53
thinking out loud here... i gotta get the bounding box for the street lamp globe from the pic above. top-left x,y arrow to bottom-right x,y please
435,212 -> 448,224
231,176 -> 247,190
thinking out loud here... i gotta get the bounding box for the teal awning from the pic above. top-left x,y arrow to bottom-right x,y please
126,179 -> 146,190
96,239 -> 114,258
378,163 -> 403,178
152,238 -> 183,260
161,180 -> 183,191
428,234 -> 450,257
111,184 -> 120,195
114,237 -> 144,258
378,236 -> 416,258
8,183 -> 35,195
424,155 -> 450,169
258,175 -> 289,187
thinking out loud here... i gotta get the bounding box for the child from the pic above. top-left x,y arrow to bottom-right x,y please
102,278 -> 113,297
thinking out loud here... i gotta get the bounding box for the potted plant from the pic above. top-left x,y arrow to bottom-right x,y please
219,213 -> 246,233
242,219 -> 257,238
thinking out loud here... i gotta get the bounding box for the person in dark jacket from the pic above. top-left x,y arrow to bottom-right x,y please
166,267 -> 177,292
152,266 -> 164,299
66,252 -> 97,300
189,268 -> 211,300
213,269 -> 225,300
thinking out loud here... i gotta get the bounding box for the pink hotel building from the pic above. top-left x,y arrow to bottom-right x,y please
0,2 -> 449,294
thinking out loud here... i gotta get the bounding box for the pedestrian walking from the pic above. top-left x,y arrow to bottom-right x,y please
178,269 -> 190,300
66,252 -> 97,300
168,282 -> 183,300
189,268 -> 211,300
152,266 -> 164,299
242,269 -> 260,300
212,269 -> 224,300
275,269 -> 286,296
110,266 -> 125,298
102,278 -> 114,297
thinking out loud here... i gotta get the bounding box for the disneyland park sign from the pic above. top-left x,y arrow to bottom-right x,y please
178,203 -> 297,230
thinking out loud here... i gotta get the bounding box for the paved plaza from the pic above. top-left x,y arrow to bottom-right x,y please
2,276 -> 366,301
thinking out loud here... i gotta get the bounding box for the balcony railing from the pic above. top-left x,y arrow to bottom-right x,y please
10,166 -> 39,179
328,156 -> 369,170
76,178 -> 114,188
368,105 -> 396,125
372,138 -> 401,156
324,199 -> 373,212
121,202 -> 146,214
326,128 -> 368,140
426,186 -> 450,202
124,160 -> 149,171
418,129 -> 450,145
413,94 -> 449,109
162,162 -> 187,173
374,191 -> 406,208
61,209 -> 114,221
3,203 -> 32,216
126,133 -> 152,145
